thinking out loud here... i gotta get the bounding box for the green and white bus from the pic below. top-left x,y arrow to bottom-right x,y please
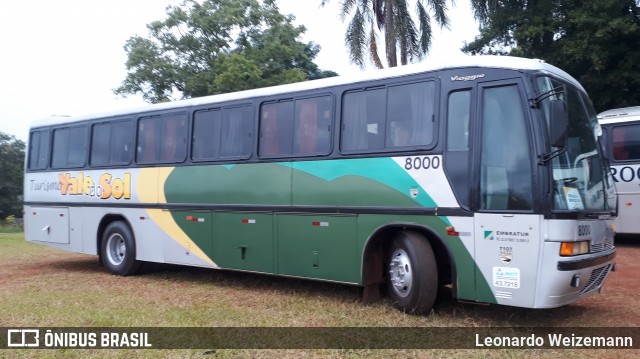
24,56 -> 617,314
598,106 -> 640,236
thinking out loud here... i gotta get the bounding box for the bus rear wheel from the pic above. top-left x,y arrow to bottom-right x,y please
101,221 -> 140,276
387,231 -> 438,314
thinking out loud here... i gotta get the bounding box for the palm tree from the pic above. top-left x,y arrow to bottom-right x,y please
321,0 -> 452,68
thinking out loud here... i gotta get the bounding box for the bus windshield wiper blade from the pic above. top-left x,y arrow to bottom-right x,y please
538,147 -> 567,164
531,85 -> 564,107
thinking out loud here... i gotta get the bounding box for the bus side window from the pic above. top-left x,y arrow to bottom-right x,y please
447,92 -> 470,151
161,114 -> 188,162
480,85 -> 533,211
28,130 -> 50,170
295,99 -> 319,154
193,109 -> 221,161
386,81 -> 436,148
260,105 -> 280,156
137,119 -> 157,163
111,121 -> 132,164
91,123 -> 111,166
342,89 -> 385,151
318,100 -> 333,152
612,127 -> 628,160
612,124 -> 640,161
52,126 -> 88,169
259,102 -> 294,157
138,114 -> 187,163
294,96 -> 332,156
444,90 -> 471,209
91,120 -> 132,167
162,117 -> 178,161
220,106 -> 252,158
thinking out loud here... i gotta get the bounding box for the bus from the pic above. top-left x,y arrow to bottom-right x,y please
24,56 -> 617,314
598,106 -> 640,236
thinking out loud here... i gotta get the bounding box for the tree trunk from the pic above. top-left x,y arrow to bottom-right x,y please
384,0 -> 397,67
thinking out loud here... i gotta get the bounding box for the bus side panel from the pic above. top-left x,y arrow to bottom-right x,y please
78,207 -> 167,262
292,158 -> 427,208
277,214 -> 358,283
214,212 -> 274,273
610,164 -> 640,234
166,210 -> 214,267
80,208 -> 98,255
160,163 -> 292,269
68,206 -> 84,253
163,163 -> 292,206
289,158 -> 421,284
291,158 -> 491,298
137,207 -> 215,268
24,206 -> 70,245
355,214 -> 488,302
443,216 -> 478,301
616,191 -> 640,234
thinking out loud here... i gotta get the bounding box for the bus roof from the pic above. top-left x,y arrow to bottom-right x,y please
598,106 -> 640,125
30,55 -> 583,129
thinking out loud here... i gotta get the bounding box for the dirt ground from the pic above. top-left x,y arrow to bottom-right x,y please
1,233 -> 639,358
569,236 -> 640,326
2,234 -> 639,328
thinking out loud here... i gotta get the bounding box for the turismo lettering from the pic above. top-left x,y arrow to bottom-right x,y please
58,172 -> 131,200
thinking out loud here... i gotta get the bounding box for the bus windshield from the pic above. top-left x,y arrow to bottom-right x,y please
536,76 -> 616,212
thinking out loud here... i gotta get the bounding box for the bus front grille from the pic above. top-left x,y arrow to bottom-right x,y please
580,264 -> 612,294
590,238 -> 614,253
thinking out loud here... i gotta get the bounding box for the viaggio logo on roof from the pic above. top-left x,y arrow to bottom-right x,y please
451,74 -> 485,82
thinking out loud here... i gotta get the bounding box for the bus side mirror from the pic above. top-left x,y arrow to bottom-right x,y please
550,99 -> 568,148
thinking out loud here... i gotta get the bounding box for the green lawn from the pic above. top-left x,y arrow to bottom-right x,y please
1,233 -> 637,358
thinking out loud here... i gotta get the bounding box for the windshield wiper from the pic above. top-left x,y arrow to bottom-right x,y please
538,147 -> 567,164
530,85 -> 565,107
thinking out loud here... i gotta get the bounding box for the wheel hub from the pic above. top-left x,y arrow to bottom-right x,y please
106,234 -> 126,266
389,248 -> 413,297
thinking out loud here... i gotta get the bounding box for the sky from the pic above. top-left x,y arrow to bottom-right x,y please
0,0 -> 478,142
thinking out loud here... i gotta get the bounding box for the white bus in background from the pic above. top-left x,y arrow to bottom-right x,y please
598,106 -> 640,236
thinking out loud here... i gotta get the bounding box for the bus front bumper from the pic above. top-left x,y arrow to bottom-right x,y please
534,247 -> 616,309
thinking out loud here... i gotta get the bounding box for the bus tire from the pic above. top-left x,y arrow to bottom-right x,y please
101,221 -> 140,276
387,230 -> 438,314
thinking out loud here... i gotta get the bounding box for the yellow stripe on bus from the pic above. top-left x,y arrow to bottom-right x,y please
138,167 -> 218,268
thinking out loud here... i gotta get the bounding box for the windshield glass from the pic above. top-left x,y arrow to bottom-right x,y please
536,76 -> 616,212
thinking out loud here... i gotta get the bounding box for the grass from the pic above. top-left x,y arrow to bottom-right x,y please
0,226 -> 23,233
1,233 -> 638,358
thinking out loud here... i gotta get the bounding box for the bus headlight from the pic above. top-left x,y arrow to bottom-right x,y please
560,241 -> 590,256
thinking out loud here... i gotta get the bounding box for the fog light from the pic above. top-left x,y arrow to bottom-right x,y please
571,274 -> 581,288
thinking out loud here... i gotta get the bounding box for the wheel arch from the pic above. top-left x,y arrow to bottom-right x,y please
96,214 -> 134,260
360,222 -> 457,302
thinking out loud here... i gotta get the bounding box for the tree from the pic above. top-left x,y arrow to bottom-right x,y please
0,132 -> 25,218
321,0 -> 453,68
114,0 -> 337,103
465,0 -> 640,112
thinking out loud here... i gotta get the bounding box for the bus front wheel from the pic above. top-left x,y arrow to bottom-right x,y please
101,221 -> 140,276
387,231 -> 438,314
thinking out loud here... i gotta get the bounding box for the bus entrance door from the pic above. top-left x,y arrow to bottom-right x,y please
471,79 -> 541,307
